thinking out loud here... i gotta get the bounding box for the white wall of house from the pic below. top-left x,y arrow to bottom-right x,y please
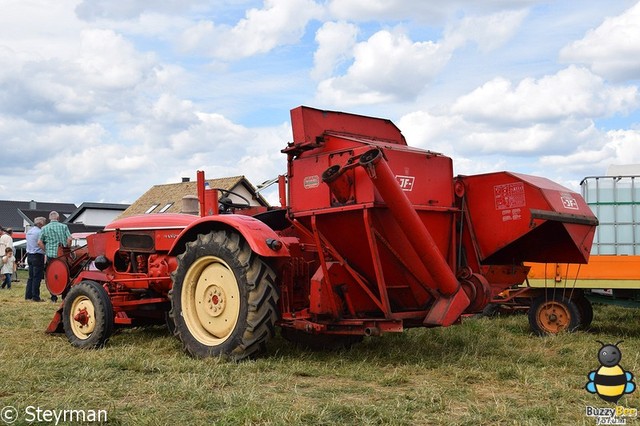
229,184 -> 262,207
73,209 -> 125,226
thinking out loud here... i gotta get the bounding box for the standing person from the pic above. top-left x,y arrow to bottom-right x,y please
38,211 -> 72,302
0,227 -> 13,254
25,217 -> 46,302
1,247 -> 16,289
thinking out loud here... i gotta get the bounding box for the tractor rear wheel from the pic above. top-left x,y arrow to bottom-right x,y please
63,280 -> 114,348
528,294 -> 581,336
170,230 -> 279,360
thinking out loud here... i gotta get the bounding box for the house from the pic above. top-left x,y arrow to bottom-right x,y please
119,175 -> 269,218
0,200 -> 76,234
5,200 -> 129,265
64,202 -> 130,233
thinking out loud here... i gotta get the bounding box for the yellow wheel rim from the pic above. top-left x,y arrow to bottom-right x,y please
69,295 -> 96,339
182,256 -> 240,346
536,301 -> 570,334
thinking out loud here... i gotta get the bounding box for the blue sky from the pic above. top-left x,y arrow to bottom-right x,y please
1,0 -> 639,206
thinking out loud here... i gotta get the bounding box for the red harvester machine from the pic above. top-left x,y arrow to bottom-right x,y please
46,106 -> 598,359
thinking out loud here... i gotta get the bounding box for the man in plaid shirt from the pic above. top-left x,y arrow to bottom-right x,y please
38,211 -> 72,302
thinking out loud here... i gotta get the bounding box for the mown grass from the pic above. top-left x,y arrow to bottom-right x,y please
1,274 -> 640,425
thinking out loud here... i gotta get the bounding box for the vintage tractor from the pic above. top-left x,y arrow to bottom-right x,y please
45,106 -> 598,359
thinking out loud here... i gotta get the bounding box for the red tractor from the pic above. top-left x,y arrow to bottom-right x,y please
46,106 -> 598,359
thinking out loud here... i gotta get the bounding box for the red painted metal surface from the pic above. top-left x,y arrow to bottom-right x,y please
197,170 -> 219,216
286,105 -> 407,149
457,172 -> 597,264
358,148 -> 460,297
46,105 -> 599,349
45,258 -> 70,296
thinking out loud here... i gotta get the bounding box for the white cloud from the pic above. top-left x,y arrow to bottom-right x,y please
0,0 -> 83,60
539,129 -> 640,176
444,9 -> 528,52
311,21 -> 359,80
327,0 -> 537,23
315,10 -> 529,106
317,29 -> 452,105
0,0 -> 638,209
560,1 -> 640,81
397,66 -> 640,170
75,0 -> 205,21
451,66 -> 639,125
76,29 -> 156,90
179,0 -> 324,60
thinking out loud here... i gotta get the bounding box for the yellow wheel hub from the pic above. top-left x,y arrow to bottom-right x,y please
182,256 -> 240,346
69,296 -> 96,339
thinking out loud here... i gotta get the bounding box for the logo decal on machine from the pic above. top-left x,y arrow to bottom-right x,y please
560,193 -> 579,210
303,175 -> 320,189
396,175 -> 415,191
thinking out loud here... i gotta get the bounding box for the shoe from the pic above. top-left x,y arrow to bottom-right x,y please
34,299 -> 45,302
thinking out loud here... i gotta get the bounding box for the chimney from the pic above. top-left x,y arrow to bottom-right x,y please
181,177 -> 190,183
30,200 -> 36,209
181,195 -> 199,215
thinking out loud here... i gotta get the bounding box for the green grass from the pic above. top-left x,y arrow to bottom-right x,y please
2,275 -> 640,425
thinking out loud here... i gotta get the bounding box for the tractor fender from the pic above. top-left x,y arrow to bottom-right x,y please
169,214 -> 289,258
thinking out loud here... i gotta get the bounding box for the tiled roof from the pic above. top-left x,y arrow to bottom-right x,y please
119,176 -> 268,218
0,200 -> 77,232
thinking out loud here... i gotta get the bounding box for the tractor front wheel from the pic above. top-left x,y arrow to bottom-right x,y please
528,294 -> 582,336
62,280 -> 114,348
170,230 -> 279,360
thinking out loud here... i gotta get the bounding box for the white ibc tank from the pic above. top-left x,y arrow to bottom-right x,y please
581,174 -> 640,255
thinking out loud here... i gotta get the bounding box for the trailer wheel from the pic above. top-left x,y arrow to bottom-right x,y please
170,230 -> 279,360
574,296 -> 594,330
528,294 -> 582,336
63,280 -> 114,348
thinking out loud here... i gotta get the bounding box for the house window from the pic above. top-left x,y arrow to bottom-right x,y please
145,204 -> 159,214
159,203 -> 174,213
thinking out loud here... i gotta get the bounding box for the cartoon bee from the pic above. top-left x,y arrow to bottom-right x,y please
586,340 -> 636,403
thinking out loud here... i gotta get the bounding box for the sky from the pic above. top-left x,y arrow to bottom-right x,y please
1,0 -> 639,207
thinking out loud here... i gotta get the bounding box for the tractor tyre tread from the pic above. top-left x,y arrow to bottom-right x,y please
170,230 -> 279,360
62,280 -> 114,349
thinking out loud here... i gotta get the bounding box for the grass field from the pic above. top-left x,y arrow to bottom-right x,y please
1,272 -> 640,425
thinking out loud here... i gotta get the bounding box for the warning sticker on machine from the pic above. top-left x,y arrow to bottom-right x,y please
494,182 -> 526,210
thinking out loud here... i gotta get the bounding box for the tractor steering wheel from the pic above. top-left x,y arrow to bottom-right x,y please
215,188 -> 252,211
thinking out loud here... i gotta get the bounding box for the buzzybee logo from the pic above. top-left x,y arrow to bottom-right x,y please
586,341 -> 636,403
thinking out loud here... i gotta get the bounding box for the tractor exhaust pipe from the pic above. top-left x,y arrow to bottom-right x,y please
358,149 -> 460,296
